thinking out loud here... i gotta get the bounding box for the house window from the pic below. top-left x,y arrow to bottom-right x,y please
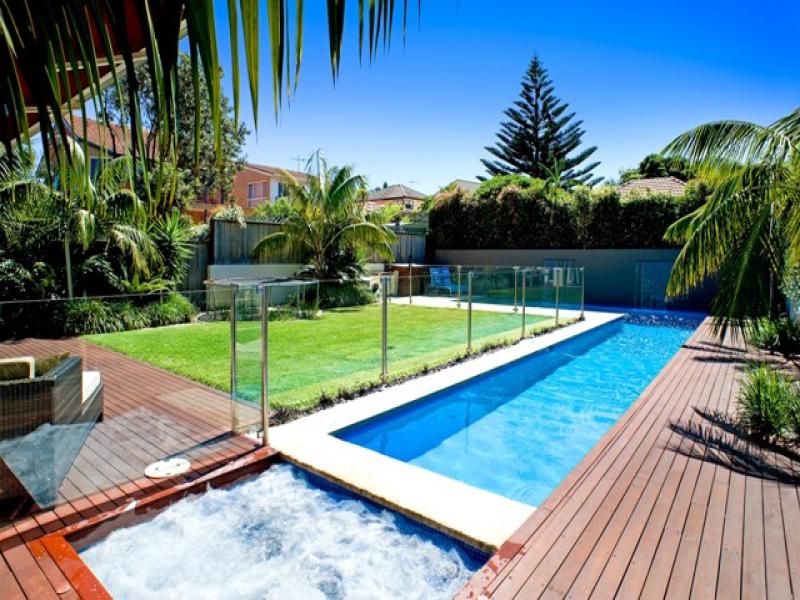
247,181 -> 269,207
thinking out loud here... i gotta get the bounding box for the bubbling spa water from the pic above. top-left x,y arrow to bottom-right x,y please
80,464 -> 480,599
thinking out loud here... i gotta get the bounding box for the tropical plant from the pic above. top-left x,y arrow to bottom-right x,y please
0,2 -> 417,179
0,145 -> 192,301
746,316 -> 800,355
253,153 -> 396,280
662,107 -> 800,333
481,56 -> 601,187
738,364 -> 797,440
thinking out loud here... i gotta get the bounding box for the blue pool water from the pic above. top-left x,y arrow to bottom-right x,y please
336,314 -> 701,507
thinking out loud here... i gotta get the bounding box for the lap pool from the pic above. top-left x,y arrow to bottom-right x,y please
335,313 -> 701,507
80,464 -> 483,599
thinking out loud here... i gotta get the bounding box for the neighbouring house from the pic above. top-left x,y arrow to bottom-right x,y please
362,184 -> 426,213
447,179 -> 480,194
619,176 -> 686,198
46,115 -> 155,177
187,162 -> 307,223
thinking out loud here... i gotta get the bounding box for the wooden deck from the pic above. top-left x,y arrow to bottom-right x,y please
458,319 -> 800,599
0,337 -> 262,599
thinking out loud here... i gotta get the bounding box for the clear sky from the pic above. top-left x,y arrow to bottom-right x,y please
213,0 -> 800,194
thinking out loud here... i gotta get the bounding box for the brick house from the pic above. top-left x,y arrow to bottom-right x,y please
48,115 -> 155,176
187,162 -> 306,223
361,184 -> 425,213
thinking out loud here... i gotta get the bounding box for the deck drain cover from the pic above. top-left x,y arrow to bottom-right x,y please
145,457 -> 190,479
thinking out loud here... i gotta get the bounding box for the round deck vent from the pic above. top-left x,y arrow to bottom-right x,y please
144,457 -> 191,479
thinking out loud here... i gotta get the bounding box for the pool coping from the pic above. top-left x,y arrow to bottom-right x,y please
269,310 -> 624,553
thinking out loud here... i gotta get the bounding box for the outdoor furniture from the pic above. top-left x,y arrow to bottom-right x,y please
426,266 -> 461,296
0,355 -> 103,507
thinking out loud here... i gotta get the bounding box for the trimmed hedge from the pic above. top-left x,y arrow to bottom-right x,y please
428,179 -> 710,251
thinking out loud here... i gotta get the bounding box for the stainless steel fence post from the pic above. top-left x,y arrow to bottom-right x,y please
456,265 -> 462,308
513,266 -> 519,313
554,267 -> 562,325
260,285 -> 270,446
408,261 -> 413,305
381,275 -> 389,382
521,269 -> 528,338
580,267 -> 585,319
467,271 -> 474,353
229,285 -> 238,432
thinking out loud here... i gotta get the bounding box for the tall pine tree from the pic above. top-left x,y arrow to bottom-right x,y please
481,56 -> 601,187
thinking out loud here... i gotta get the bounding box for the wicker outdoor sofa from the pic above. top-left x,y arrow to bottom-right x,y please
0,355 -> 103,507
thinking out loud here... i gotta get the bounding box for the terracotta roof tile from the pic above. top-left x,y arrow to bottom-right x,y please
619,176 -> 686,197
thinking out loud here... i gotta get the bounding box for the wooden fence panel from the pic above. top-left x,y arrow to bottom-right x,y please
213,218 -> 427,265
180,242 -> 208,291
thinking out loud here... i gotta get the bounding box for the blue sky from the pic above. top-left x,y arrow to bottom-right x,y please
213,0 -> 800,193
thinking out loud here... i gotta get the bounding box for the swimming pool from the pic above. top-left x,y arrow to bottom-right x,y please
80,464 -> 482,599
336,313 -> 701,507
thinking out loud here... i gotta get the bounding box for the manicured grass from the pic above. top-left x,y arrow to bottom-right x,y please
86,304 -> 553,410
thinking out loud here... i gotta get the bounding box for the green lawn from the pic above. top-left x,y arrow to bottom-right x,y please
86,304 -> 552,410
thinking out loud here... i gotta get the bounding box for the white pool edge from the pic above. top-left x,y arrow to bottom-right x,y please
270,309 -> 623,552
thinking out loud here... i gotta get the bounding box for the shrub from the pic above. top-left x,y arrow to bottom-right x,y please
738,365 -> 796,439
428,179 -> 711,251
747,316 -> 800,355
112,301 -> 152,331
145,293 -> 196,326
318,280 -> 375,308
473,174 -> 543,201
62,299 -> 124,336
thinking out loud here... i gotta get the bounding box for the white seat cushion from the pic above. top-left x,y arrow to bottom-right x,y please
82,371 -> 102,405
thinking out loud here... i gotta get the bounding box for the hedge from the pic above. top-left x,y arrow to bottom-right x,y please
428,179 -> 711,251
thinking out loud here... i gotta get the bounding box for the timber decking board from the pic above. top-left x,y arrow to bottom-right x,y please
0,336 -> 261,598
458,319 -> 800,599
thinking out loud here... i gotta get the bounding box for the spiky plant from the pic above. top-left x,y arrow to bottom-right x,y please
662,107 -> 800,334
254,153 -> 396,280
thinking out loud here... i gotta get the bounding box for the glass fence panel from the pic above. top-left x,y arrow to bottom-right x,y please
267,278 -> 382,417
0,290 -> 239,521
465,269 -> 525,349
387,275 -> 468,379
232,286 -> 263,435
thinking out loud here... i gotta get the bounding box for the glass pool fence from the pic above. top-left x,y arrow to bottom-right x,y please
0,265 -> 583,518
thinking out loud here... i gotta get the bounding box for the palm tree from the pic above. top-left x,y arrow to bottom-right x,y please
254,153 -> 396,280
662,107 -> 800,333
0,2 -> 419,170
0,145 -> 161,297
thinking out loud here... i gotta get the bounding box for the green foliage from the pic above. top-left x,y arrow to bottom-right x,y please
113,301 -> 152,331
144,293 -> 197,327
738,364 -> 798,440
212,204 -> 246,225
620,154 -> 696,183
62,299 -> 124,336
746,316 -> 800,354
252,196 -> 295,221
253,152 -> 396,280
102,55 -> 249,204
481,56 -> 601,187
661,107 -> 800,334
473,174 -> 544,201
429,179 -> 708,251
318,281 -> 376,309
